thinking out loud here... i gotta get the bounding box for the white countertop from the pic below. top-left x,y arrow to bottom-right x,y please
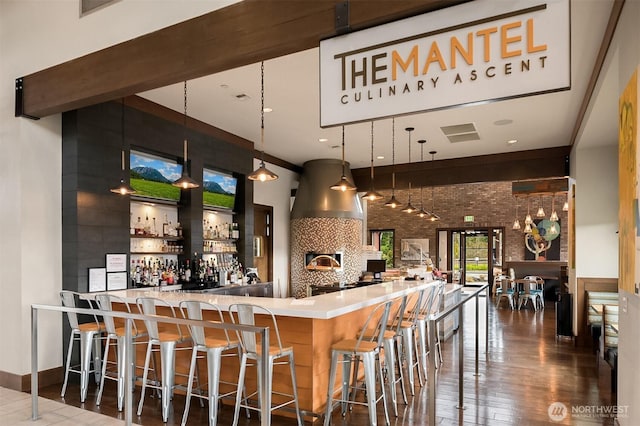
98,279 -> 444,320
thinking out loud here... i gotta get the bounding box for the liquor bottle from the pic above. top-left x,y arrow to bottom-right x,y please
152,217 -> 157,236
144,215 -> 151,235
135,217 -> 144,235
184,259 -> 191,282
130,214 -> 135,235
162,214 -> 169,237
232,222 -> 240,239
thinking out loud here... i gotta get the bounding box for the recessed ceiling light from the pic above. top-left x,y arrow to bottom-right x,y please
319,138 -> 329,143
494,119 -> 513,126
507,139 -> 518,145
376,155 -> 385,160
263,107 -> 273,113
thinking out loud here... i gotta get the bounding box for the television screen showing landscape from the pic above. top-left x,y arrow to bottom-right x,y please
203,168 -> 237,210
130,150 -> 182,201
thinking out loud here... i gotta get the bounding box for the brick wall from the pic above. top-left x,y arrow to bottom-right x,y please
366,181 -> 568,268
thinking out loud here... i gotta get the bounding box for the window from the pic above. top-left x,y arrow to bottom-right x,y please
370,229 -> 395,268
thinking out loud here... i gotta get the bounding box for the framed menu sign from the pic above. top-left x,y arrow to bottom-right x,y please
106,254 -> 127,272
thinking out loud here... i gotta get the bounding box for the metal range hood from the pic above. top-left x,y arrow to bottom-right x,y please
291,159 -> 363,220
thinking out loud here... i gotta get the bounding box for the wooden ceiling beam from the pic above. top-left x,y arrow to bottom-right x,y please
352,146 -> 571,189
17,0 -> 467,119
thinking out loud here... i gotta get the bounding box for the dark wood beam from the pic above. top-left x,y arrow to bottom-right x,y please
352,146 -> 571,189
18,0 -> 467,118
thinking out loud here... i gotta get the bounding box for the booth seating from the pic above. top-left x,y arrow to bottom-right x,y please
585,291 -> 618,355
600,304 -> 619,393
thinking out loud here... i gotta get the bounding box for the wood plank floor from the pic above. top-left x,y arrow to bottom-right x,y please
37,296 -> 617,425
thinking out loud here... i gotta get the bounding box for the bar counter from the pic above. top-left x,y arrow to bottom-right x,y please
98,279 -> 441,420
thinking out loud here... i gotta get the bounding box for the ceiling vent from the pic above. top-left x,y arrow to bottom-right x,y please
440,123 -> 480,143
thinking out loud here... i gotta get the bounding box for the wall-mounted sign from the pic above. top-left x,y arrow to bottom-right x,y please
464,215 -> 475,223
319,0 -> 570,127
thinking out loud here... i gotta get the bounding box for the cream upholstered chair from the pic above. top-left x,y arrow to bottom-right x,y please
94,293 -> 147,411
228,303 -> 302,426
60,290 -> 105,403
324,300 -> 392,426
179,300 -> 244,426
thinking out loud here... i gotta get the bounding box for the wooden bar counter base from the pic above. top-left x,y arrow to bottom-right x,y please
99,279 -> 438,422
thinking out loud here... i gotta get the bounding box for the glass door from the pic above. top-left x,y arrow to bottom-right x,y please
439,227 -> 504,286
463,230 -> 489,286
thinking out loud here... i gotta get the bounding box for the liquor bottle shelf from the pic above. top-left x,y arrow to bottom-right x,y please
131,251 -> 183,255
131,235 -> 183,240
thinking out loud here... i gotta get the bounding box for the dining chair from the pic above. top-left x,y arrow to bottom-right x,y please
496,279 -> 517,310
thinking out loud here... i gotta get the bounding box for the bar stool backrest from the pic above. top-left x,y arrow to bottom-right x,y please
136,297 -> 183,341
179,300 -> 231,347
428,281 -> 446,316
60,290 -> 100,330
95,293 -> 138,335
358,300 -> 393,351
417,283 -> 438,317
228,303 -> 284,356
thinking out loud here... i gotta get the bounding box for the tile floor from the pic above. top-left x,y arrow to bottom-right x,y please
0,387 -> 123,425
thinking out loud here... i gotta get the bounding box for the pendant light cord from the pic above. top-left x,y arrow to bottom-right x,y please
260,61 -> 266,163
370,121 -> 374,180
391,117 -> 395,193
341,125 -> 346,176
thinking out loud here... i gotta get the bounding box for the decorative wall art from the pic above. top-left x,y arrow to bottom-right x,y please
524,219 -> 561,261
401,239 -> 429,261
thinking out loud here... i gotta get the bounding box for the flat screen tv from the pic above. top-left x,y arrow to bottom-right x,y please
203,168 -> 237,211
130,150 -> 182,202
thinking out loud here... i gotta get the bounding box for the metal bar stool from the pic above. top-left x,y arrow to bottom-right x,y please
179,300 -> 246,426
412,283 -> 438,381
360,296 -> 407,417
60,290 -> 105,403
324,300 -> 392,426
94,293 -> 148,411
228,303 -> 303,426
136,296 -> 193,423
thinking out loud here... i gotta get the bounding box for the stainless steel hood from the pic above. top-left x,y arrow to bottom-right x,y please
291,159 -> 363,220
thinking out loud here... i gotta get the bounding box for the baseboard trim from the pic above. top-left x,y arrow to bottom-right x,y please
0,367 -> 63,392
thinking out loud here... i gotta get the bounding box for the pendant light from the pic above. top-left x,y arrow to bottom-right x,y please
362,121 -> 383,201
330,125 -> 357,191
401,127 -> 416,213
427,151 -> 440,222
385,118 -> 401,208
524,196 -> 533,225
248,61 -> 279,182
110,98 -> 136,195
562,195 -> 569,211
549,194 -> 559,222
512,196 -> 521,230
536,195 -> 545,218
417,139 -> 430,218
172,81 -> 199,189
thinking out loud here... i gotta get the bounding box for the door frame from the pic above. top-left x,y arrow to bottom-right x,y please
253,204 -> 274,283
436,226 -> 505,286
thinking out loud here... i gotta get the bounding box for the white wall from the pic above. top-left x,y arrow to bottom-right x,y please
252,159 -> 299,298
0,0 -> 239,377
574,145 -> 619,279
612,0 -> 640,423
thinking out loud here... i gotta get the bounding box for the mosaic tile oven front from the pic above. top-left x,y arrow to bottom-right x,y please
290,217 -> 362,298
